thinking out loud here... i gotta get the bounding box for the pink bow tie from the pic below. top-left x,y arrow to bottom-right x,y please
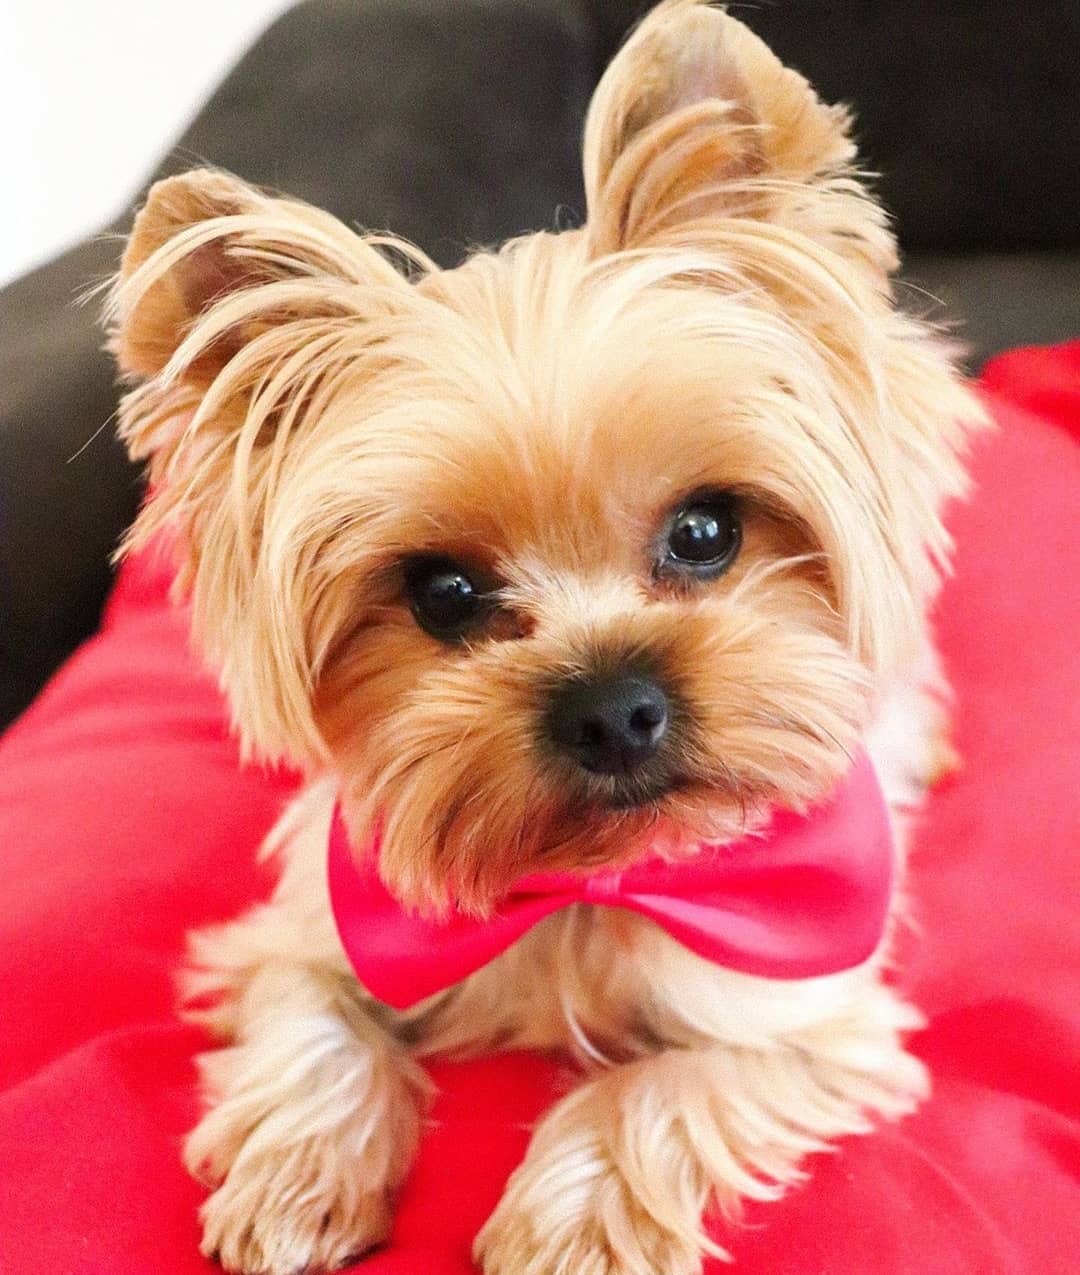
329,752 -> 894,1010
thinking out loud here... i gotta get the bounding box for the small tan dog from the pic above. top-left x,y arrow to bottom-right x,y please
108,3 -> 983,1272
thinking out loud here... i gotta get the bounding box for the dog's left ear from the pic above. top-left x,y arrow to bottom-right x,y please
583,0 -> 895,273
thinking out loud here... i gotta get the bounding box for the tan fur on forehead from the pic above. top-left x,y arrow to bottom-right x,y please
393,250 -> 956,603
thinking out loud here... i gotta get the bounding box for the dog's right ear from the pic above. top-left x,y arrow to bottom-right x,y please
114,169 -> 258,380
111,169 -> 414,388
108,168 -> 424,537
107,171 -> 427,764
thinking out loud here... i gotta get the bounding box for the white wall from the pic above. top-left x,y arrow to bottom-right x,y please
0,0 -> 294,286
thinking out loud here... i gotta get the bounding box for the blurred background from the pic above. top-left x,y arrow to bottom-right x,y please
2,0 -> 1078,728
0,1 -> 295,286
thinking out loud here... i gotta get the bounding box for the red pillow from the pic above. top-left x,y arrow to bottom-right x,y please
1,343 -> 1078,1274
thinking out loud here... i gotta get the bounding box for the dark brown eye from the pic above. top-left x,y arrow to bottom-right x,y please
663,492 -> 741,576
404,556 -> 486,640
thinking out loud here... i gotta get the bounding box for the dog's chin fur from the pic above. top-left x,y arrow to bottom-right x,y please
108,2 -> 985,1271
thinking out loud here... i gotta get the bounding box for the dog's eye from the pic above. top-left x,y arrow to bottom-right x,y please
662,492 -> 741,576
404,556 -> 487,640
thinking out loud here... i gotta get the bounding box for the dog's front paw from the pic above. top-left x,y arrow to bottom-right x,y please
477,1179 -> 703,1275
185,1023 -> 426,1274
474,1098 -> 709,1275
196,1137 -> 392,1274
181,956 -> 428,1274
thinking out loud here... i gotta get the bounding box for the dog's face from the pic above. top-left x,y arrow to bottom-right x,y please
111,1 -> 978,913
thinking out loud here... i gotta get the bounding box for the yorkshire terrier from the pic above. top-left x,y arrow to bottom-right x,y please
108,3 -> 983,1272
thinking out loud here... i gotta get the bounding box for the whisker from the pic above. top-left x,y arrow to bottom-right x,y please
67,406 -> 120,463
373,737 -> 462,790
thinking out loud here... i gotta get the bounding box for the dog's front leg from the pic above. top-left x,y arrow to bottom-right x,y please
184,954 -> 428,1275
476,977 -> 926,1275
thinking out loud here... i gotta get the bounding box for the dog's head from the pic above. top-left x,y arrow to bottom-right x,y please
110,1 -> 980,913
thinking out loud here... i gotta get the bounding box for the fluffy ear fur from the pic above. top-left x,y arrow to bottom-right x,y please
110,169 -> 423,465
107,170 -> 429,763
112,170 -> 426,380
583,0 -> 896,275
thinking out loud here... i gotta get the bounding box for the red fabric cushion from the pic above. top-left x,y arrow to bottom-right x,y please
1,343 -> 1077,1274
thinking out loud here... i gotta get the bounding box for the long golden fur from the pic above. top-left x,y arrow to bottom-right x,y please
107,3 -> 984,1271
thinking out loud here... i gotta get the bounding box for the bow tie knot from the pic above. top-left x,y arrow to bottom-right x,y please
581,870 -> 627,904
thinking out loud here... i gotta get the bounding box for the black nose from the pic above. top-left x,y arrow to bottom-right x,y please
548,675 -> 670,776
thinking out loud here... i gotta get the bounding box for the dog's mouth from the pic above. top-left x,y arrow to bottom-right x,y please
543,765 -> 754,868
601,771 -> 692,811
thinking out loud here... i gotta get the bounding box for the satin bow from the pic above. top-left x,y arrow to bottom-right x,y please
328,751 -> 894,1010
